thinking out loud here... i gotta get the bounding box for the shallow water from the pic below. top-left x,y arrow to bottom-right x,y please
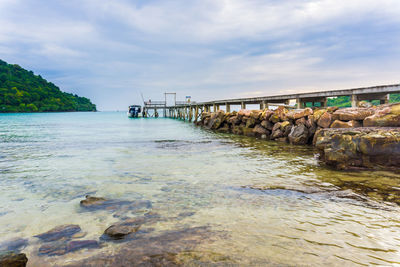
1,112 -> 400,266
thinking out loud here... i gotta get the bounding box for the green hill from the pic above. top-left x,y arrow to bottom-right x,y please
0,59 -> 96,112
327,94 -> 400,108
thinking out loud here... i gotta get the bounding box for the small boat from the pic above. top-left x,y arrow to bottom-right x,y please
127,105 -> 142,118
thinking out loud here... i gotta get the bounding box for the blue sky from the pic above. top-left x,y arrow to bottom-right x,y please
1,0 -> 400,110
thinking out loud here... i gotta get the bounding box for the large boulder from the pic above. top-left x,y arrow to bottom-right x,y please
252,125 -> 270,139
206,111 -> 225,129
332,107 -> 374,121
286,108 -> 313,120
260,109 -> 274,120
314,128 -> 400,169
330,120 -> 362,128
317,112 -> 332,128
295,117 -> 306,126
249,110 -> 262,120
288,125 -> 309,145
0,251 -> 28,267
231,125 -> 243,135
227,115 -> 240,125
363,103 -> 400,127
269,106 -> 288,123
313,109 -> 326,121
245,117 -> 257,128
260,120 -> 274,130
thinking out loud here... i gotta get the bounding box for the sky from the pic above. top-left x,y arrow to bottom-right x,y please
0,0 -> 400,110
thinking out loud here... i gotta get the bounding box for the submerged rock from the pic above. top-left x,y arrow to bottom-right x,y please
63,226 -> 226,267
38,240 -> 99,256
104,224 -> 141,240
0,251 -> 28,267
80,195 -> 152,212
103,213 -> 160,240
67,240 -> 99,252
80,195 -> 107,207
34,225 -> 81,242
0,238 -> 28,252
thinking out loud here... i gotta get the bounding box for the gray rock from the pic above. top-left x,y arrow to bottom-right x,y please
288,124 -> 309,145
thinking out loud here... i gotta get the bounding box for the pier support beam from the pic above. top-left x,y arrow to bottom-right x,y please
241,102 -> 246,110
260,100 -> 267,110
226,103 -> 230,113
351,95 -> 359,108
194,106 -> 199,122
296,98 -> 303,109
322,98 -> 328,108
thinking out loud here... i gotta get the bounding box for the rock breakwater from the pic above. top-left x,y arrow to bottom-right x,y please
196,103 -> 400,170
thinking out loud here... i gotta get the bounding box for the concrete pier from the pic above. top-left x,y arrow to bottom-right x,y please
161,84 -> 400,118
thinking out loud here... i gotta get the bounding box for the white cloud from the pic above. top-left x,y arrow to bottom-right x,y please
0,0 -> 399,110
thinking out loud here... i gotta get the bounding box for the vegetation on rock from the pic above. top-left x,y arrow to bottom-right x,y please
0,59 -> 96,112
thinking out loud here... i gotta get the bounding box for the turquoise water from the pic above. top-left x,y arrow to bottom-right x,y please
1,112 -> 400,266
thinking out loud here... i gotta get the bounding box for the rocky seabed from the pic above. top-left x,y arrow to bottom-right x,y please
196,103 -> 400,170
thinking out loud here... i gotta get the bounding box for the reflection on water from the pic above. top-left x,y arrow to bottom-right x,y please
0,112 -> 400,266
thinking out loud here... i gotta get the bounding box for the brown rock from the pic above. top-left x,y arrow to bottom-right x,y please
250,110 -> 262,120
206,111 -> 225,130
104,224 -> 141,240
269,106 -> 288,123
317,112 -> 332,128
327,106 -> 339,113
260,120 -> 274,130
295,117 -> 306,126
271,128 -> 283,139
260,109 -> 274,120
245,117 -> 257,128
363,103 -> 400,127
238,109 -> 251,117
80,196 -> 107,207
332,107 -> 374,121
0,251 -> 28,267
313,109 -> 326,121
252,125 -> 270,138
227,116 -> 240,125
330,120 -> 362,128
231,125 -> 243,135
287,108 -> 313,120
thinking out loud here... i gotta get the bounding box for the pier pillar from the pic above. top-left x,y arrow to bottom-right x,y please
351,95 -> 359,108
189,107 -> 193,122
296,98 -> 303,109
382,94 -> 390,105
226,103 -> 230,113
322,98 -> 328,108
213,103 -> 216,112
241,102 -> 246,110
260,100 -> 267,110
194,106 -> 199,122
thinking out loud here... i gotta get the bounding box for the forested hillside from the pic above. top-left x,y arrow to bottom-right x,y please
0,59 -> 96,112
327,94 -> 400,108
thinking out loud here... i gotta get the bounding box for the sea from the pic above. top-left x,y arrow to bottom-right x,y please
1,112 -> 400,266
